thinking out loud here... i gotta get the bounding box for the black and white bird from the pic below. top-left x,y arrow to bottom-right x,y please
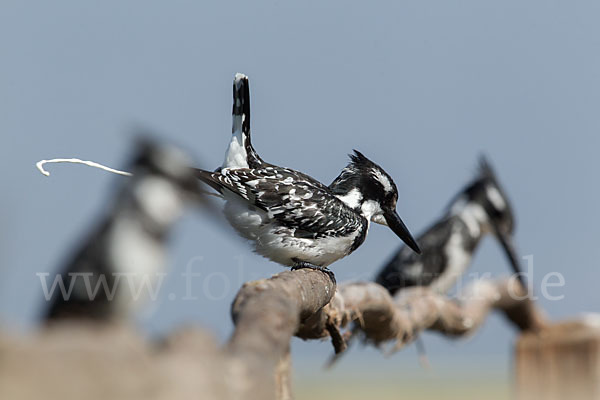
45,139 -> 200,322
375,157 -> 524,295
196,73 -> 421,275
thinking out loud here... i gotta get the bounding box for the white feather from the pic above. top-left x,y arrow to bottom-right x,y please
486,186 -> 506,210
222,127 -> 248,170
450,198 -> 488,237
335,188 -> 363,209
107,216 -> 165,311
371,168 -> 393,193
429,231 -> 472,293
134,177 -> 184,228
361,200 -> 383,221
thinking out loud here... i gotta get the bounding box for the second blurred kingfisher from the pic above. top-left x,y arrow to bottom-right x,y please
376,158 -> 525,295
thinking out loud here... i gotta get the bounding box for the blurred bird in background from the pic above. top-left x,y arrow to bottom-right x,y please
376,157 -> 524,296
44,138 -> 202,322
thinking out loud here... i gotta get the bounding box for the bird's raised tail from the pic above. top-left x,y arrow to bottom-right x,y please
221,73 -> 264,170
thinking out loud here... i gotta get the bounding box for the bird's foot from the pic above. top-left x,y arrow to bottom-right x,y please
291,261 -> 336,285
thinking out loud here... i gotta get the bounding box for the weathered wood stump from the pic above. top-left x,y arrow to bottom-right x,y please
515,317 -> 600,400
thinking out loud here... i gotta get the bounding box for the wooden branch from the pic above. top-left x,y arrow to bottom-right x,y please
0,271 -> 545,400
293,277 -> 546,355
224,271 -> 545,398
227,268 -> 336,400
229,269 -> 336,358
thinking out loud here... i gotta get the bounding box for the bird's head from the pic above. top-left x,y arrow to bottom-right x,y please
330,150 -> 421,254
452,156 -> 523,286
126,138 -> 201,227
458,156 -> 515,237
131,138 -> 200,192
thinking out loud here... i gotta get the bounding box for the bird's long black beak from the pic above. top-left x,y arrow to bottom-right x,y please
384,210 -> 421,254
495,227 -> 527,289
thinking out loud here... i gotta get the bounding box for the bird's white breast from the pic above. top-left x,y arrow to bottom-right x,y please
107,216 -> 165,311
429,230 -> 472,293
222,192 -> 266,241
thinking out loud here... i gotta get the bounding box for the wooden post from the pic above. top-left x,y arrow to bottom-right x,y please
275,348 -> 293,400
515,318 -> 600,400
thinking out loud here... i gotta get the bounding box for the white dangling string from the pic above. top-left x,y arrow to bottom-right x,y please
35,157 -> 225,199
36,158 -> 132,177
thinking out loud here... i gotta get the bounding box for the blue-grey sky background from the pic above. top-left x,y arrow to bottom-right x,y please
1,0 -> 599,391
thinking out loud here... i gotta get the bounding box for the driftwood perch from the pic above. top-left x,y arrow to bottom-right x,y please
227,269 -> 336,400
292,274 -> 544,351
0,270 -> 544,400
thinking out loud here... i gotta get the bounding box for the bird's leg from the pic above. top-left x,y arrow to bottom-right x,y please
414,336 -> 431,370
325,320 -> 347,354
291,261 -> 336,285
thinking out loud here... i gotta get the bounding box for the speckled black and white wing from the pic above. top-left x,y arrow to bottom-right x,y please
196,166 -> 365,241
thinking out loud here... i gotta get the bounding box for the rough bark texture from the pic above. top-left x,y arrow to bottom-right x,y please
0,271 -> 543,400
296,276 -> 546,355
227,268 -> 336,400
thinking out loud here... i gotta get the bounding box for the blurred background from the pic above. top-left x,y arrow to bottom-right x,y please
1,1 -> 599,398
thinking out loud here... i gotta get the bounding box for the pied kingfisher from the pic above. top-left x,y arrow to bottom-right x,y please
45,139 -> 201,322
196,73 -> 421,276
376,157 -> 524,295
